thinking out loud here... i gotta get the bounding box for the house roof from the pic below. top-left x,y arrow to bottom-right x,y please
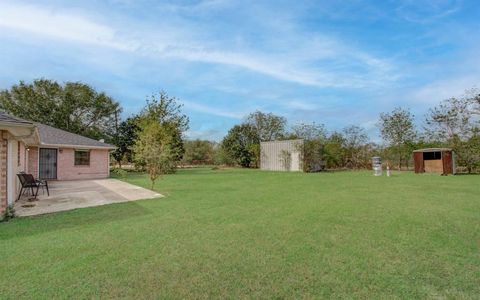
413,148 -> 453,153
35,123 -> 116,149
1,110 -> 115,149
0,111 -> 34,126
0,111 -> 38,143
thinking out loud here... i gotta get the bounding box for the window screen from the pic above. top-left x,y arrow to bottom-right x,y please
74,150 -> 90,166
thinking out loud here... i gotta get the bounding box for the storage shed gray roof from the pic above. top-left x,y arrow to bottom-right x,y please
36,123 -> 115,149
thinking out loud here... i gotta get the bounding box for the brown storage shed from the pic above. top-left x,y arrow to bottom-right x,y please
413,148 -> 456,175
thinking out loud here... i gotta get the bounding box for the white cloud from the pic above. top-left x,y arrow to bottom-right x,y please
0,1 -> 396,90
180,100 -> 244,119
411,75 -> 480,105
185,129 -> 223,141
395,0 -> 462,23
283,100 -> 319,111
0,2 -> 135,51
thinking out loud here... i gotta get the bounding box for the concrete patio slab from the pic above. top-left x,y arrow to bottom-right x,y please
14,179 -> 163,217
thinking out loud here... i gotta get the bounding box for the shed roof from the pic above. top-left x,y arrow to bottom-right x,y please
260,139 -> 304,145
413,148 -> 452,153
35,123 -> 115,149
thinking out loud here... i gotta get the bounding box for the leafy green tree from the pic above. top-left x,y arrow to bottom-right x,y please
425,97 -> 471,141
132,120 -> 177,189
464,88 -> 480,116
213,144 -> 236,166
137,91 -> 189,165
451,132 -> 480,173
111,117 -> 139,167
0,79 -> 121,140
245,111 -> 287,141
289,122 -> 327,141
221,124 -> 259,167
323,132 -> 346,169
425,96 -> 479,173
379,108 -> 417,170
342,125 -> 369,169
299,139 -> 324,172
289,122 -> 327,172
182,140 -> 216,165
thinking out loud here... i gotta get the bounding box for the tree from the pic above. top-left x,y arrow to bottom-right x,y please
111,117 -> 139,167
323,132 -> 346,169
221,124 -> 259,167
137,91 -> 189,164
464,88 -> 480,116
425,96 -> 479,173
290,122 -> 327,141
245,111 -> 286,141
132,120 -> 177,189
213,143 -> 236,166
342,125 -> 369,169
379,108 -> 417,170
182,140 -> 216,165
0,79 -> 121,140
289,122 -> 327,172
425,97 -> 471,141
451,131 -> 480,173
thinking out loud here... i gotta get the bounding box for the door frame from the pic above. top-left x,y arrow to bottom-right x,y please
38,147 -> 58,180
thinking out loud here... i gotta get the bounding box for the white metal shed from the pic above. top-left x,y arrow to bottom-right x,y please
260,139 -> 303,172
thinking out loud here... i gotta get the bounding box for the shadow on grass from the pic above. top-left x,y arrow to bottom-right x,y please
0,202 -> 150,241
114,168 -> 224,180
453,173 -> 480,176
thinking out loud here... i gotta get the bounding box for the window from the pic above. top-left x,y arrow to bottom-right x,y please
74,150 -> 90,166
423,151 -> 441,160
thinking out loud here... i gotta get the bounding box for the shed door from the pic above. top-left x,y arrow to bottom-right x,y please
442,151 -> 453,175
413,152 -> 424,173
39,148 -> 57,179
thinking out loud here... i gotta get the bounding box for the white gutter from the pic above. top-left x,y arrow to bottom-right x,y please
39,143 -> 116,150
0,121 -> 34,128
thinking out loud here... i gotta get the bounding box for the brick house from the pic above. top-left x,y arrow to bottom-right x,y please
0,111 -> 115,216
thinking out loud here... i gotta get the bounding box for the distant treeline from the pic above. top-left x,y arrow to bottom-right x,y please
185,89 -> 480,173
1,79 -> 479,174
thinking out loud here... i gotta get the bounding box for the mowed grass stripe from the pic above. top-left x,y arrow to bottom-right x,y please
0,168 -> 478,298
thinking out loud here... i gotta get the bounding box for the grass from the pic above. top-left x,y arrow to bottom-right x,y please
1,168 -> 479,299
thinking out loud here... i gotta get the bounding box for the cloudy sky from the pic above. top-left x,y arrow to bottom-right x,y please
0,0 -> 479,141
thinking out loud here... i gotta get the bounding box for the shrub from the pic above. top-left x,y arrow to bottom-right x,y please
111,168 -> 128,180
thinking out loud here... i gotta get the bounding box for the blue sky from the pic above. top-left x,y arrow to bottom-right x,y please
0,0 -> 479,141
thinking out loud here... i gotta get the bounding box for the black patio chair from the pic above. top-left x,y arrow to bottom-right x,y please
32,175 -> 49,197
17,173 -> 49,200
17,173 -> 39,200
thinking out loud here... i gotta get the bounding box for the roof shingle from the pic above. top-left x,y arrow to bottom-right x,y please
35,123 -> 115,148
0,111 -> 34,126
1,111 -> 115,149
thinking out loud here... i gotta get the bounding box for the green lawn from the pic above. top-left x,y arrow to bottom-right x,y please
1,168 -> 479,299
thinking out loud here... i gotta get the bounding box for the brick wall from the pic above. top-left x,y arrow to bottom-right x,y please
27,147 -> 110,181
57,148 -> 110,180
0,131 -> 7,216
27,146 -> 38,178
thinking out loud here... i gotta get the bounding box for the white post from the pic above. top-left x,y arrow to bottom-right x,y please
7,139 -> 14,205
